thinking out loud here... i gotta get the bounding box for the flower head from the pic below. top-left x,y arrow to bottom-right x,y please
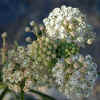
52,54 -> 97,99
43,5 -> 96,47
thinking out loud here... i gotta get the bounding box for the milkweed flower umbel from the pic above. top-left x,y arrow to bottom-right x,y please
52,54 -> 97,99
2,47 -> 42,92
43,5 -> 96,47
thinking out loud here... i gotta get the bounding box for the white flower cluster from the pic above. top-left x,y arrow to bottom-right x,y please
2,47 -> 41,92
43,5 -> 96,47
52,59 -> 65,86
52,54 -> 97,99
2,46 -> 54,92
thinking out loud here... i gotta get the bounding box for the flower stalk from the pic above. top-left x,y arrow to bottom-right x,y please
1,32 -> 7,64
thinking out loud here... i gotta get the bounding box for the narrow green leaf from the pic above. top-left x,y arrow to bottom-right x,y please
30,89 -> 56,100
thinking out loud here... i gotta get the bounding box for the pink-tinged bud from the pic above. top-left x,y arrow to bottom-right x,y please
63,19 -> 67,25
40,25 -> 44,31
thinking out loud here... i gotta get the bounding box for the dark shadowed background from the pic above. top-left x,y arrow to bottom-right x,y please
0,0 -> 100,99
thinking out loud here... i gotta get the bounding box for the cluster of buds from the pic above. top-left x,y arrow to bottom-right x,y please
27,36 -> 57,68
24,21 -> 45,43
57,39 -> 79,58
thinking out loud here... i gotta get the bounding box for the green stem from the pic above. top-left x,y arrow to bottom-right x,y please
30,89 -> 56,100
20,89 -> 24,100
20,78 -> 25,100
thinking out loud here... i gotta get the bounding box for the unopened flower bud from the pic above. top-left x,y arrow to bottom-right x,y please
25,37 -> 32,42
87,39 -> 94,45
25,27 -> 31,32
30,21 -> 35,26
77,37 -> 84,42
1,32 -> 7,38
39,24 -> 44,31
34,26 -> 39,35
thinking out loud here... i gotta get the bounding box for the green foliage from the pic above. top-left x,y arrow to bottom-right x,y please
56,39 -> 79,58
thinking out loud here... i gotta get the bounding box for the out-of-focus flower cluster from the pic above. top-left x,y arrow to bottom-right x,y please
1,5 -> 97,99
2,47 -> 34,92
43,5 -> 96,47
2,45 -> 56,93
2,46 -> 49,92
52,54 -> 97,99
